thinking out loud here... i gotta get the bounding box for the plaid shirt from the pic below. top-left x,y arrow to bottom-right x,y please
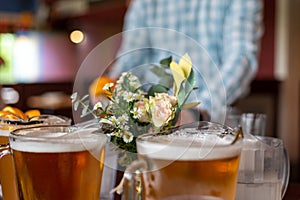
111,0 -> 264,121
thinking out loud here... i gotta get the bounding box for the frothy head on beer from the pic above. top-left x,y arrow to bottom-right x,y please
137,122 -> 242,168
9,126 -> 107,160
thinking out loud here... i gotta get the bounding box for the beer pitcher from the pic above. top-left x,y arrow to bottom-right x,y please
0,125 -> 107,200
122,121 -> 243,200
235,134 -> 290,200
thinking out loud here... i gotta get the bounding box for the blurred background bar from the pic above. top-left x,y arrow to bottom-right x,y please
0,0 -> 299,188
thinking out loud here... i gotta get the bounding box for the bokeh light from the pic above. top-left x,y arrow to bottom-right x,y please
70,30 -> 84,44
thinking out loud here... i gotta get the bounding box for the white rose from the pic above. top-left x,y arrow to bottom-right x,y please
149,95 -> 175,129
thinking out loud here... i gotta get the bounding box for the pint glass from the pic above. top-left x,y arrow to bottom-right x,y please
0,115 -> 71,200
123,121 -> 243,200
0,125 -> 107,200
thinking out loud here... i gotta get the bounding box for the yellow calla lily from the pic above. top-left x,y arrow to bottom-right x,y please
179,53 -> 192,78
170,53 -> 192,96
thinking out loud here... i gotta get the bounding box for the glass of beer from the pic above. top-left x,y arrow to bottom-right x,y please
0,124 -> 106,200
0,113 -> 71,200
123,121 -> 243,200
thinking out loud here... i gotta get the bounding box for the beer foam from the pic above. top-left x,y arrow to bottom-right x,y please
137,128 -> 241,160
10,128 -> 107,153
0,130 -> 9,137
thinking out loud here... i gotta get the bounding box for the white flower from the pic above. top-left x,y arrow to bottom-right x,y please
109,116 -> 118,125
122,125 -> 130,131
149,93 -> 175,129
135,92 -> 145,100
123,91 -> 136,102
112,130 -> 122,137
115,84 -> 123,92
122,131 -> 133,143
120,72 -> 127,79
99,118 -> 113,125
130,107 -> 142,119
93,102 -> 103,110
155,93 -> 177,106
130,80 -> 141,89
134,100 -> 150,123
103,83 -> 114,91
118,114 -> 129,125
115,73 -> 126,86
128,73 -> 138,82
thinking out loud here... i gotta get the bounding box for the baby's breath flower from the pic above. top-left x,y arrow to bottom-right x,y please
122,131 -> 133,143
128,73 -> 138,81
115,84 -> 123,92
93,102 -> 103,110
120,72 -> 127,80
122,125 -> 130,131
131,81 -> 141,89
112,130 -> 122,137
131,107 -> 142,119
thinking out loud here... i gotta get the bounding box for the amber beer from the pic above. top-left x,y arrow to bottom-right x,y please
9,126 -> 106,200
0,130 -> 19,200
136,125 -> 242,200
0,115 -> 71,200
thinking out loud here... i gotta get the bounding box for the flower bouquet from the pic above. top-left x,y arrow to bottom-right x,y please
71,53 -> 200,166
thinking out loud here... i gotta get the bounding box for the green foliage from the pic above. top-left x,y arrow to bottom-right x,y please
148,84 -> 168,97
177,69 -> 195,109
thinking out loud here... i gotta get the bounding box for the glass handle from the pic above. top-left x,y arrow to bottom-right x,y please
281,147 -> 290,198
0,143 -> 10,159
122,159 -> 147,200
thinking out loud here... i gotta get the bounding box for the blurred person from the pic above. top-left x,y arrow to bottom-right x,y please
106,0 -> 264,122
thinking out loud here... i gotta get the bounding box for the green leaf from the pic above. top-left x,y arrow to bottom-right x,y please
70,92 -> 78,103
148,84 -> 168,96
150,65 -> 167,77
81,101 -> 92,117
187,69 -> 195,88
177,82 -> 186,108
159,56 -> 172,67
80,94 -> 89,101
158,75 -> 173,89
171,107 -> 181,126
83,99 -> 90,107
150,65 -> 174,89
73,101 -> 79,111
177,69 -> 196,108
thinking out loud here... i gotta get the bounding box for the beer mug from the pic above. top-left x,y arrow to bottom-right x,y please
0,114 -> 71,200
235,134 -> 290,200
0,125 -> 107,200
123,121 -> 243,200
